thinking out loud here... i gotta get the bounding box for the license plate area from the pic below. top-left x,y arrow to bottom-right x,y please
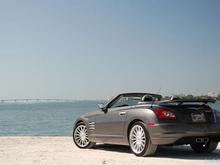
191,113 -> 206,123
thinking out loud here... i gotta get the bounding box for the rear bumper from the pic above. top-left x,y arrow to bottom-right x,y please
148,122 -> 220,145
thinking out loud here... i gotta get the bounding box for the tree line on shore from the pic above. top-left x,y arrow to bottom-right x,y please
163,94 -> 220,100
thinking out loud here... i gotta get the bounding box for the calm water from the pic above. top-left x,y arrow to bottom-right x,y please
0,101 -> 220,136
0,101 -> 101,136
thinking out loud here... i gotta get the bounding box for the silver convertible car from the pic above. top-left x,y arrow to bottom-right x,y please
73,93 -> 220,156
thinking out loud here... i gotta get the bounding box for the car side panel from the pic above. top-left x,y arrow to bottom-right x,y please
121,107 -> 158,145
93,107 -> 131,144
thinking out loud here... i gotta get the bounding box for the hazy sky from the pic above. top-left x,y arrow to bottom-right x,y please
0,0 -> 219,99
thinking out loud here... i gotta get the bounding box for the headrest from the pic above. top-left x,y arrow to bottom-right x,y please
142,95 -> 154,102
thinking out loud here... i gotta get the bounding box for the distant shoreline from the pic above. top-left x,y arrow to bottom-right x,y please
0,99 -> 105,104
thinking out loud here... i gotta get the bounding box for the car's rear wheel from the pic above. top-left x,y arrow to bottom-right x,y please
129,121 -> 157,156
190,140 -> 218,153
73,122 -> 95,149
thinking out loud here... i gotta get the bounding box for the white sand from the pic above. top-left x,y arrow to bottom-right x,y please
0,137 -> 219,165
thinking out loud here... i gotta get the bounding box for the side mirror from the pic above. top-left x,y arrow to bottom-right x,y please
98,103 -> 107,112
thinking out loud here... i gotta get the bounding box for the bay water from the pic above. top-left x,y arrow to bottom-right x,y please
0,101 -> 101,136
0,100 -> 219,136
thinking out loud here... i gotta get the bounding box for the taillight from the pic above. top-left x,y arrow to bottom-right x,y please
215,110 -> 220,120
154,108 -> 176,119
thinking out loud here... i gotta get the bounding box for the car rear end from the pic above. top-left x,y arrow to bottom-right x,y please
147,100 -> 220,146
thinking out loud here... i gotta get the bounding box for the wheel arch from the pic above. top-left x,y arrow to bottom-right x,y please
75,120 -> 84,125
73,118 -> 88,128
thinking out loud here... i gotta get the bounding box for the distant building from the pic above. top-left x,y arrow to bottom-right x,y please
208,92 -> 219,98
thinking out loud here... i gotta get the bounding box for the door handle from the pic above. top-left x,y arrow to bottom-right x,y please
119,111 -> 126,116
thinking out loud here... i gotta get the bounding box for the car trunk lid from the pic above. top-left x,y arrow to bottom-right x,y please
159,99 -> 216,124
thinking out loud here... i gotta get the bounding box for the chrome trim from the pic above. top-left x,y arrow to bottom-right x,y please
88,122 -> 95,130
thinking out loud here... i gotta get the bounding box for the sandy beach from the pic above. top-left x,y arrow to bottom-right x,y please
0,137 -> 219,165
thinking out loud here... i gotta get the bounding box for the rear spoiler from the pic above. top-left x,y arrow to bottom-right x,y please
159,99 -> 216,105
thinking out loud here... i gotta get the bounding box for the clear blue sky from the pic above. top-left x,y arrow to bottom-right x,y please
0,0 -> 219,99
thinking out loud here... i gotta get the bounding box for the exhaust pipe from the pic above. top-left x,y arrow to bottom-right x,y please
195,137 -> 209,143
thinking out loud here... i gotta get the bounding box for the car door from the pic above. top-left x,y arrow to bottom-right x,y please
94,96 -> 140,143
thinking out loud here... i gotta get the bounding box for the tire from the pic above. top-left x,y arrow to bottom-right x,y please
129,121 -> 157,157
190,140 -> 218,153
73,122 -> 95,149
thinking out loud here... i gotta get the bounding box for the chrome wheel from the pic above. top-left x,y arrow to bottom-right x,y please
74,124 -> 90,148
129,125 -> 146,154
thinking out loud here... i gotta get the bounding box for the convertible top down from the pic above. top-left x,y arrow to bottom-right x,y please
73,93 -> 220,156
